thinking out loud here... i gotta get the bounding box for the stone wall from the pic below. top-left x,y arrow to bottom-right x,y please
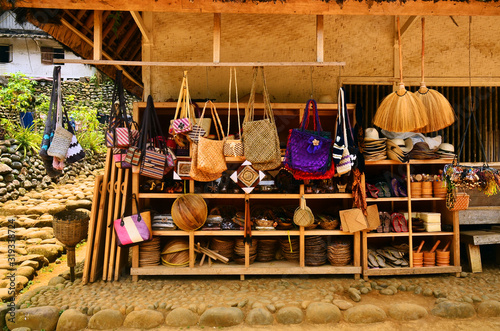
0,77 -> 139,124
0,139 -> 105,204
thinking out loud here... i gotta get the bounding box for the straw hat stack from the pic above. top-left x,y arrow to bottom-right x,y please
363,128 -> 387,161
408,142 -> 439,159
386,138 -> 412,162
437,143 -> 455,159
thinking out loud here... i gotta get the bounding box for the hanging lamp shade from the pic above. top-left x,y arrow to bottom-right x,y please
373,17 -> 429,133
413,18 -> 456,133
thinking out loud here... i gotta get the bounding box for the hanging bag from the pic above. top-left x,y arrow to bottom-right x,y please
62,106 -> 85,164
197,101 -> 227,173
113,194 -> 152,246
140,96 -> 175,179
47,70 -> 73,161
39,66 -> 62,178
242,67 -> 281,171
171,72 -> 193,135
189,101 -> 226,182
224,67 -> 244,157
106,71 -> 131,148
335,88 -> 352,175
284,99 -> 332,174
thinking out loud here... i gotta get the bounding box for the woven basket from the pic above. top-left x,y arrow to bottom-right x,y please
448,192 -> 470,211
410,182 -> 422,198
433,181 -> 447,198
47,125 -> 73,160
53,210 -> 90,247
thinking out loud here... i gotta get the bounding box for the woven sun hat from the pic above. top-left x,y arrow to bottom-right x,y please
438,143 -> 454,153
365,128 -> 386,141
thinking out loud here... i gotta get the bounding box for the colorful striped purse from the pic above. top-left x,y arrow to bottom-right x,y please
114,194 -> 152,246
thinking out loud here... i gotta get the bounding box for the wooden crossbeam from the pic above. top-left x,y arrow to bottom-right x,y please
130,11 -> 151,43
213,13 -> 221,64
54,59 -> 346,67
60,18 -> 143,88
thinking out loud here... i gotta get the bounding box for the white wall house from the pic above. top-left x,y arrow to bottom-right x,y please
0,11 -> 95,79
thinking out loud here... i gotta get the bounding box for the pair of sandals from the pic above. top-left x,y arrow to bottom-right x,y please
376,212 -> 408,233
368,248 -> 409,269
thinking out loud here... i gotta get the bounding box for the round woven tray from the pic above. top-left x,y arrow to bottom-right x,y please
257,238 -> 278,262
139,237 -> 161,267
305,236 -> 327,266
327,239 -> 352,266
234,238 -> 258,258
161,238 -> 190,267
211,237 -> 235,261
279,237 -> 300,261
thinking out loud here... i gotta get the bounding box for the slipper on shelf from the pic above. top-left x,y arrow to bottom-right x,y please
366,183 -> 380,198
391,213 -> 408,232
380,211 -> 391,233
375,182 -> 391,197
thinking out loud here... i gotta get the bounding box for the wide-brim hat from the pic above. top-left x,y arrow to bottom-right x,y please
438,143 -> 455,153
365,128 -> 387,141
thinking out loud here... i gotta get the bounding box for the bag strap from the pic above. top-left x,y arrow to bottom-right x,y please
244,67 -> 274,124
338,88 -> 349,149
456,108 -> 489,167
300,99 -> 322,134
46,66 -> 59,132
261,67 -> 274,124
227,67 -> 242,137
55,68 -> 63,127
197,100 -> 225,141
120,193 -> 142,226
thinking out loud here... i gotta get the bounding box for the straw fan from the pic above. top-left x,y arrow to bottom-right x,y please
413,17 -> 456,133
373,17 -> 428,132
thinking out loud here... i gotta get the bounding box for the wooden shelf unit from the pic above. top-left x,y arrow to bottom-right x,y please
131,102 -> 361,280
362,159 -> 461,279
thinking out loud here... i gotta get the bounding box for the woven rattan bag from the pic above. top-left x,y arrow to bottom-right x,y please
189,137 -> 223,182
446,189 -> 470,211
242,67 -> 281,171
197,101 -> 227,173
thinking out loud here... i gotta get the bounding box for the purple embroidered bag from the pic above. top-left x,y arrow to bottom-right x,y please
284,99 -> 332,174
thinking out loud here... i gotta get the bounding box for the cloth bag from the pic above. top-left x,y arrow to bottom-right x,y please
39,66 -> 62,178
334,88 -> 352,175
284,99 -> 332,174
242,67 -> 281,171
196,101 -> 227,173
224,67 -> 244,157
140,95 -> 174,179
106,71 -> 131,149
47,68 -> 72,161
114,194 -> 152,246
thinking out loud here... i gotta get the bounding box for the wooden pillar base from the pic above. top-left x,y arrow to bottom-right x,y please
467,244 -> 482,273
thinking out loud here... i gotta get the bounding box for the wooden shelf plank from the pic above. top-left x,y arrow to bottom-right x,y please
411,197 -> 446,201
364,265 -> 461,276
412,232 -> 455,236
366,197 -> 408,202
152,231 -> 190,236
304,230 -> 353,236
366,232 -> 410,238
140,193 -> 353,199
304,193 -> 353,199
364,159 -> 454,166
139,193 -> 182,199
131,260 -> 361,276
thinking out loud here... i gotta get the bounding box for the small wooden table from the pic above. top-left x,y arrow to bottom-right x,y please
461,229 -> 500,273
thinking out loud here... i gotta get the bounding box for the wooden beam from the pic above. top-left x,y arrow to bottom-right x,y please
213,13 -> 221,64
130,11 -> 151,43
63,9 -> 94,36
54,59 -> 346,67
94,10 -> 102,61
60,18 -> 143,88
9,0 -> 500,16
400,15 -> 418,37
316,15 -> 324,63
116,24 -> 138,54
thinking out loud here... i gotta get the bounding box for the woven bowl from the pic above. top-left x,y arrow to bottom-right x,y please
161,239 -> 190,267
319,219 -> 339,230
171,194 -> 207,231
255,219 -> 275,227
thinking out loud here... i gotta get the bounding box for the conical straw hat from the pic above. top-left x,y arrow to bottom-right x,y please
373,17 -> 429,133
413,18 -> 455,133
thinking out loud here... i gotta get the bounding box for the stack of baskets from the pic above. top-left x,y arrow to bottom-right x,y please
421,181 -> 433,198
139,237 -> 161,267
327,239 -> 352,266
433,181 -> 447,198
256,238 -> 278,262
211,237 -> 235,261
234,238 -> 258,264
280,237 -> 299,262
305,236 -> 327,266
161,239 -> 190,267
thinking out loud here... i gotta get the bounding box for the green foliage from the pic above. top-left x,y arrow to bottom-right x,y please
67,103 -> 106,154
0,72 -> 36,113
20,280 -> 34,294
0,118 -> 41,157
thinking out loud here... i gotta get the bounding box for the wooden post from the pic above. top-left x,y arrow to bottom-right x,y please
299,226 -> 305,267
316,15 -> 324,63
213,13 -> 221,64
189,232 -> 195,268
353,231 -> 360,280
93,10 -> 102,61
142,12 -> 153,98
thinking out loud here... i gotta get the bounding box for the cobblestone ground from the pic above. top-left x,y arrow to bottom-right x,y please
2,174 -> 500,330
